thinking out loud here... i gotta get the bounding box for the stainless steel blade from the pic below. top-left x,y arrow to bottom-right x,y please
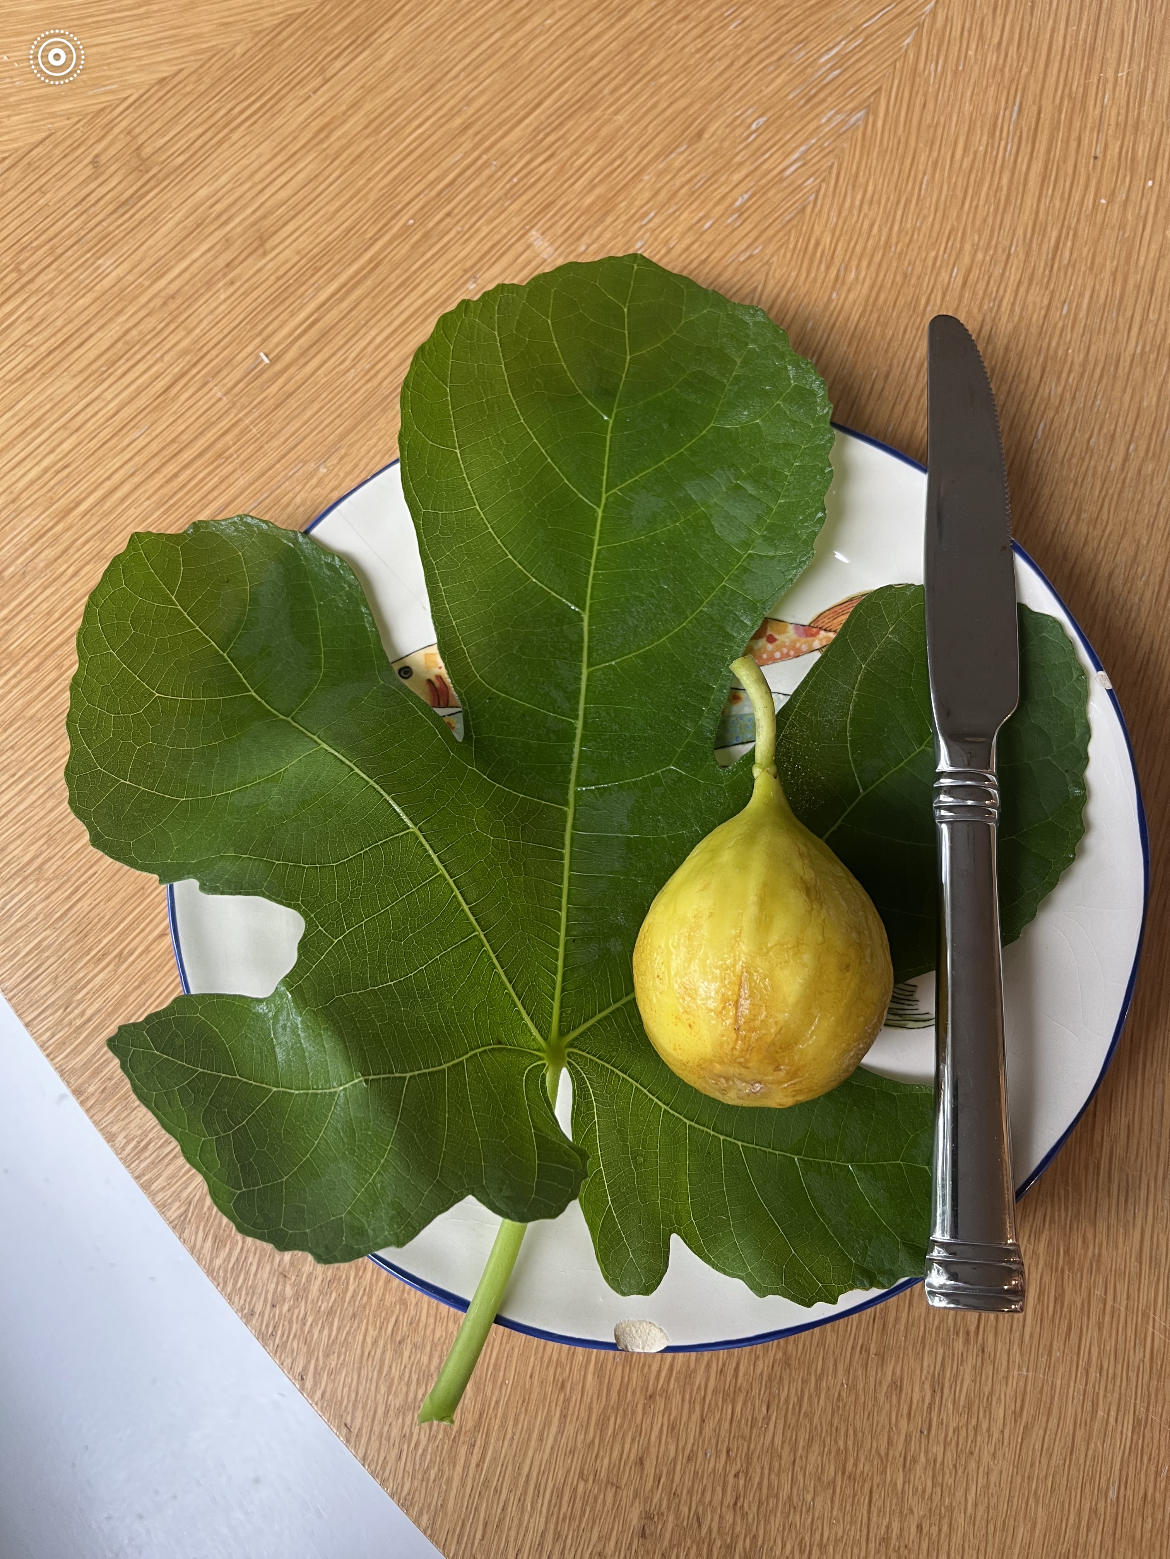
925,315 -> 1018,753
923,314 -> 1026,1314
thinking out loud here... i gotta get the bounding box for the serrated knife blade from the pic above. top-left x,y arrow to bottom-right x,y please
923,315 -> 1026,1314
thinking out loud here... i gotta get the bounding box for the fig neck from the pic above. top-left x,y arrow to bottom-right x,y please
748,766 -> 792,814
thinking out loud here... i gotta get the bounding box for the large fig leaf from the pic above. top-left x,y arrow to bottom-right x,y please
772,585 -> 1090,982
69,254 -> 887,1279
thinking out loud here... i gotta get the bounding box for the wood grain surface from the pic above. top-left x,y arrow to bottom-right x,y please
2,1 -> 1168,1554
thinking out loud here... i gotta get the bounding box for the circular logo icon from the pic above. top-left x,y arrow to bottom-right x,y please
30,31 -> 84,85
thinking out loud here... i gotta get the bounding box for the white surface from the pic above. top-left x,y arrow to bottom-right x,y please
0,992 -> 442,1559
171,430 -> 1145,1349
309,466 -> 435,657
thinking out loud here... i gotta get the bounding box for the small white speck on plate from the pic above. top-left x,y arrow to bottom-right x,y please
614,1319 -> 670,1353
1094,668 -> 1113,690
833,550 -> 850,563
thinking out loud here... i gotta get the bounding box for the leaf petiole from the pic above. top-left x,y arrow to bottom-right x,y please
417,1217 -> 528,1426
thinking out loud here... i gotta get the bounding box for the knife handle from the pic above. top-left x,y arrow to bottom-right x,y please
925,764 -> 1026,1313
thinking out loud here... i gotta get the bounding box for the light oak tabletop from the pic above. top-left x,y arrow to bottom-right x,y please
2,2 -> 1167,1554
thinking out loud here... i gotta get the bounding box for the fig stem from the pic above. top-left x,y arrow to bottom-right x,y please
729,655 -> 777,777
417,1216 -> 528,1426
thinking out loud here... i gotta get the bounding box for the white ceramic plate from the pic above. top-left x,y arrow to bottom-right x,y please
169,428 -> 1147,1352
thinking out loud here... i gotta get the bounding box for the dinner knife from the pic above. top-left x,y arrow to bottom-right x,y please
923,314 -> 1026,1313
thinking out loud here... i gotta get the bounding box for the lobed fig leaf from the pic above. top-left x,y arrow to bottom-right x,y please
65,256 -> 1087,1344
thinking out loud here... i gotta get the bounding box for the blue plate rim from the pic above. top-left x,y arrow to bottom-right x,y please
165,422 -> 1149,1354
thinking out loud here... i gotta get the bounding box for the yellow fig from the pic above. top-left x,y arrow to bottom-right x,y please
632,654 -> 893,1108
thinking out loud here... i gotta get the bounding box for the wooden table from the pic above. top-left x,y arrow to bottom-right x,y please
3,2 -> 1168,1553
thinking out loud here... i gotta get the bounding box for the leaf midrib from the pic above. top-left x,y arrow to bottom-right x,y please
546,260 -> 638,1057
130,1036 -> 543,1093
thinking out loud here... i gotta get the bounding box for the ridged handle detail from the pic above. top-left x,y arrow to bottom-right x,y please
925,1238 -> 1026,1312
933,768 -> 1000,826
926,760 -> 1025,1314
